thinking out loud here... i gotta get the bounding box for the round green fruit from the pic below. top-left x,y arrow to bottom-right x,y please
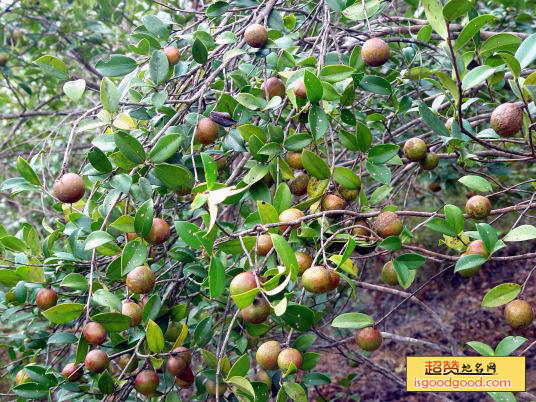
126,266 -> 155,294
295,251 -> 313,275
381,261 -> 398,286
84,349 -> 109,373
145,218 -> 170,245
361,38 -> 390,67
420,152 -> 439,170
355,327 -> 382,351
241,296 -> 270,324
504,299 -> 533,328
403,138 -> 427,162
286,151 -> 304,169
277,348 -> 302,371
134,370 -> 159,396
122,301 -> 143,327
465,195 -> 491,220
62,363 -> 83,382
373,211 -> 403,238
279,208 -> 305,232
321,194 -> 345,211
230,271 -> 257,295
301,266 -> 333,293
256,340 -> 281,370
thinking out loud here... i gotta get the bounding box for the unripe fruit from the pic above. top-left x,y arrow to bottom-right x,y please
373,211 -> 403,238
261,77 -> 285,99
296,252 -> 312,275
293,80 -> 307,100
62,363 -> 83,381
166,355 -> 187,376
361,38 -> 390,67
244,24 -> 268,48
53,172 -> 85,203
171,347 -> 192,366
403,138 -> 427,162
256,340 -> 281,370
465,240 -> 489,258
118,354 -> 138,373
381,261 -> 398,286
84,349 -> 109,373
355,327 -> 382,351
126,266 -> 155,294
351,219 -> 371,239
195,118 -> 219,145
230,272 -> 257,295
15,369 -> 30,385
165,321 -> 181,341
241,296 -> 270,324
256,234 -> 273,256
339,187 -> 359,202
83,321 -> 107,345
0,54 -> 8,67
301,266 -> 332,293
211,154 -> 227,170
135,370 -> 159,396
277,348 -> 302,371
465,195 -> 491,220
122,301 -> 143,327
35,288 -> 57,310
206,379 -> 227,395
255,370 -> 271,387
490,103 -> 523,137
286,152 -> 303,169
322,194 -> 345,211
289,172 -> 309,196
420,152 -> 439,170
163,46 -> 180,66
504,299 -> 533,328
279,208 -> 305,232
145,218 -> 170,245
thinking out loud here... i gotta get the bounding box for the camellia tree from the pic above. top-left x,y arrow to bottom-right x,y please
1,0 -> 536,401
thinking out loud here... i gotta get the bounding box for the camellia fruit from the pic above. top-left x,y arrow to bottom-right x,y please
465,195 -> 491,220
241,295 -> 270,324
256,234 -> 273,256
356,327 -> 382,351
279,208 -> 305,232
277,348 -> 302,371
255,370 -> 271,387
118,354 -> 138,373
301,266 -> 333,293
166,354 -> 187,376
244,23 -> 268,48
230,271 -> 257,295
457,252 -> 481,278
351,219 -> 371,239
163,46 -> 180,66
289,172 -> 309,196
322,194 -> 345,211
361,38 -> 390,67
83,321 -> 107,345
465,240 -> 489,258
175,367 -> 194,389
286,151 -> 304,169
35,288 -> 57,310
62,363 -> 83,382
0,54 -> 7,67
403,138 -> 427,162
504,299 -> 533,328
122,301 -> 143,327
381,261 -> 398,286
15,369 -> 30,385
373,211 -> 403,238
171,346 -> 192,366
490,102 -> 523,137
126,265 -> 155,294
420,152 -> 439,170
53,172 -> 85,203
84,349 -> 109,373
205,379 -> 227,395
145,218 -> 170,245
261,77 -> 285,99
134,370 -> 159,396
296,251 -> 313,275
293,79 -> 307,100
256,340 -> 281,370
195,117 -> 219,145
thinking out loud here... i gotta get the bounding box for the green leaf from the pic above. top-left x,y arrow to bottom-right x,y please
395,253 -> 425,270
42,303 -> 84,324
422,0 -> 448,39
462,65 -> 496,90
63,79 -> 86,101
515,33 -> 536,69
97,370 -> 115,394
503,225 -> 536,242
257,201 -> 279,232
292,333 -> 317,352
356,121 -> 372,152
84,231 -> 114,251
481,283 -> 521,308
458,175 -> 493,192
333,166 -> 361,189
444,204 -> 464,234
192,38 -> 208,64
153,163 -> 192,191
331,312 -> 373,329
338,129 -> 359,151
142,15 -> 170,38
110,215 -> 135,233
454,254 -> 486,273
175,221 -> 202,249
231,287 -> 259,309
134,199 -> 154,238
455,14 -> 495,50
13,383 -> 49,399
236,93 -> 267,111
227,354 -> 250,379
122,239 -> 148,275
442,0 -> 474,21
466,341 -> 495,356
100,78 -> 120,113
93,289 -> 122,311
270,234 -> 298,281
201,153 -> 218,190
308,104 -> 329,140
476,223 -> 497,255
281,304 -> 314,331
148,134 -> 181,163
16,157 -> 41,186
359,75 -> 392,95
227,376 -> 255,398
0,236 -> 27,252
284,133 -> 312,151
207,1 -> 230,16
209,256 -> 225,298
0,269 -> 20,287
302,149 -> 331,180
34,55 -> 68,80
418,102 -> 450,137
365,161 -> 391,184
149,50 -> 169,85
304,70 -> 323,103
92,312 -> 131,332
320,64 -> 354,82
88,147 -> 113,173
61,273 -> 89,291
498,52 -> 521,78
495,336 -> 527,356
367,144 -> 399,164
283,382 -> 307,402
114,132 -> 145,164
480,33 -> 521,57
194,316 -> 213,347
95,55 -> 137,77
48,333 -> 78,345
16,265 -> 45,283
146,320 -> 165,353
273,183 -> 292,214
